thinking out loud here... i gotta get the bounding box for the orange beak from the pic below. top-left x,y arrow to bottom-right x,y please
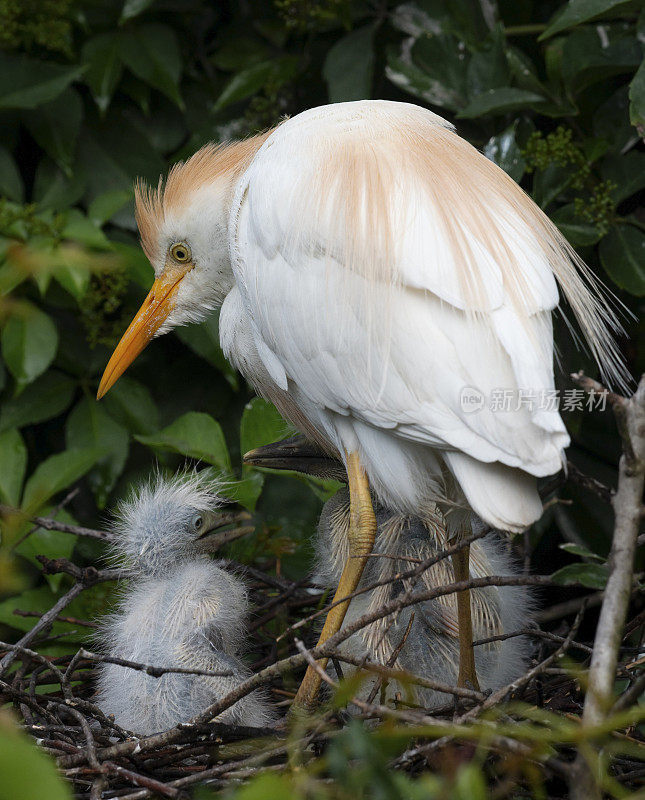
97,271 -> 186,399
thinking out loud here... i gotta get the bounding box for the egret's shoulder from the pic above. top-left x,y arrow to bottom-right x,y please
254,101 -> 453,163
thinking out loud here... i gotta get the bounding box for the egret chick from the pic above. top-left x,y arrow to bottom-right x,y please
246,438 -> 532,707
95,473 -> 274,735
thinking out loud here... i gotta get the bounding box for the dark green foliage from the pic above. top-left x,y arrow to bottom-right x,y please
0,1 -> 642,797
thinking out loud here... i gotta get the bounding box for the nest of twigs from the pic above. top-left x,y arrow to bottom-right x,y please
1,526 -> 643,800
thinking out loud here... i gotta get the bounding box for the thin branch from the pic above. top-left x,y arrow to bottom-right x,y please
0,582 -> 85,676
0,504 -> 115,543
76,648 -> 235,679
569,373 -> 645,800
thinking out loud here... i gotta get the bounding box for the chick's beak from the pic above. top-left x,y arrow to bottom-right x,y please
196,509 -> 253,552
97,270 -> 186,400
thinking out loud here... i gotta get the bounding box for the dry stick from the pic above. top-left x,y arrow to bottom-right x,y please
13,610 -> 98,628
324,648 -> 485,702
0,641 -> 69,697
536,591 -> 605,623
8,487 -> 81,552
612,671 -> 645,713
364,612 -> 415,705
0,503 -> 115,543
473,626 -> 593,654
75,648 -> 235,679
0,582 -> 85,676
569,372 -> 645,800
101,762 -> 187,799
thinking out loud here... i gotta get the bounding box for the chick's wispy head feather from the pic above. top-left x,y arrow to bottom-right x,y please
110,470 -> 226,573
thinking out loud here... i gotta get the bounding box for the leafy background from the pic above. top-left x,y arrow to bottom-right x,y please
0,0 -> 642,797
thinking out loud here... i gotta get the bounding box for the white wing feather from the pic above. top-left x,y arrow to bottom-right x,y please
226,101 -> 617,529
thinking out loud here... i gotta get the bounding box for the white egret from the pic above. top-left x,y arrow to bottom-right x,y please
95,473 -> 274,734
97,100 -> 625,706
245,436 -> 532,707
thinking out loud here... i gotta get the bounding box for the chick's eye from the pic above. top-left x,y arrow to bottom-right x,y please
170,242 -> 191,263
191,514 -> 204,532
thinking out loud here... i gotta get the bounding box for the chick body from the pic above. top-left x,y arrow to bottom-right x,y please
95,474 -> 273,735
315,490 -> 532,707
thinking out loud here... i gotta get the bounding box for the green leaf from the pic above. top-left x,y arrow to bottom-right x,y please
0,146 -> 23,202
0,428 -> 27,506
118,24 -> 183,108
77,118 -> 165,206
102,375 -> 160,435
0,587 -> 59,633
323,25 -> 374,103
54,263 -> 91,302
61,209 -> 111,250
386,32 -> 469,112
214,57 -> 299,110
458,87 -> 547,118
22,88 -> 83,174
32,158 -> 86,210
65,398 -> 129,507
532,163 -> 576,209
466,27 -> 510,98
240,398 -> 290,458
0,53 -> 84,110
121,0 -> 156,22
175,314 -> 239,389
0,714 -> 73,800
540,0 -> 634,40
88,189 -> 132,226
111,242 -> 154,288
136,412 -> 231,471
593,84 -> 635,152
22,447 -> 101,511
0,371 -> 75,432
599,223 -> 645,296
559,542 -> 605,562
1,303 -> 58,393
551,204 -> 602,246
211,36 -> 272,72
601,152 -> 645,204
82,32 -> 124,114
561,28 -> 642,96
551,562 -> 609,589
629,58 -> 645,135
483,123 -> 526,182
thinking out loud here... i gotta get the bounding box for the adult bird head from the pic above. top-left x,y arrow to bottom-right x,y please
97,137 -> 270,400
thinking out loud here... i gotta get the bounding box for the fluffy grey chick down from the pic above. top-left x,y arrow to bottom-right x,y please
315,490 -> 534,708
94,472 -> 274,735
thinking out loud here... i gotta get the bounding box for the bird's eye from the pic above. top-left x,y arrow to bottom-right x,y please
170,242 -> 191,263
191,514 -> 204,532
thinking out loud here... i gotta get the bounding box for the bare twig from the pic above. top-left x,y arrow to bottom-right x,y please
1,504 -> 115,543
76,649 -> 235,679
0,583 -> 85,676
570,373 -> 645,800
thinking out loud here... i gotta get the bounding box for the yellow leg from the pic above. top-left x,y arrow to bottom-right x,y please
452,543 -> 480,691
293,451 -> 376,710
